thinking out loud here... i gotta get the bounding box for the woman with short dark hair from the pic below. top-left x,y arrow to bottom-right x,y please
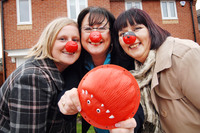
114,8 -> 200,133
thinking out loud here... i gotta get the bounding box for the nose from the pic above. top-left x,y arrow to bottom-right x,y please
65,41 -> 78,53
89,31 -> 102,43
123,31 -> 136,45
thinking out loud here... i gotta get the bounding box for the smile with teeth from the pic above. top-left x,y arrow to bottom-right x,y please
129,43 -> 140,49
63,51 -> 75,55
90,42 -> 102,45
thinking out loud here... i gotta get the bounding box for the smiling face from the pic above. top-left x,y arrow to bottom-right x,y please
81,13 -> 111,57
52,24 -> 81,72
118,23 -> 151,64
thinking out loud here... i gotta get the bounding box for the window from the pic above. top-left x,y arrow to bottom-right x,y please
67,0 -> 88,20
16,0 -> 32,25
160,1 -> 177,19
125,0 -> 142,10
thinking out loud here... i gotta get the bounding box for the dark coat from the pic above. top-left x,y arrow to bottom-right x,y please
0,58 -> 73,133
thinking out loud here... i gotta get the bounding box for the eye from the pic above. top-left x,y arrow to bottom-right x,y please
119,32 -> 125,37
133,27 -> 142,32
96,109 -> 101,113
87,100 -> 91,104
98,26 -> 106,31
83,27 -> 92,31
72,38 -> 80,42
58,37 -> 66,41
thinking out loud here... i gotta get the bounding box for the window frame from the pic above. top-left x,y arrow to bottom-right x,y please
5,49 -> 29,67
160,0 -> 178,20
67,0 -> 88,21
125,0 -> 143,10
16,0 -> 32,25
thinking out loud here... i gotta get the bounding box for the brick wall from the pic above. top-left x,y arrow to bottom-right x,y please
88,0 -> 111,10
2,0 -> 200,78
3,0 -> 68,77
110,0 -> 200,44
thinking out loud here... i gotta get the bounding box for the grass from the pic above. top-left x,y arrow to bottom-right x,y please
77,113 -> 95,133
77,122 -> 95,133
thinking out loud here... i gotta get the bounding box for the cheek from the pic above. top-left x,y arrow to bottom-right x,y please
53,43 -> 63,51
119,38 -> 125,47
78,43 -> 82,51
102,32 -> 111,41
81,32 -> 88,41
81,36 -> 87,46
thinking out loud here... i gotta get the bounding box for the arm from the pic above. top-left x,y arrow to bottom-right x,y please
9,72 -> 52,132
178,47 -> 200,110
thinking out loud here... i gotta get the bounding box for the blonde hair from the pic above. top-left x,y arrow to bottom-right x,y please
26,17 -> 78,61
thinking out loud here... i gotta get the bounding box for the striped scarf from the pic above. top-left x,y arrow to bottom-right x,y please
130,50 -> 163,133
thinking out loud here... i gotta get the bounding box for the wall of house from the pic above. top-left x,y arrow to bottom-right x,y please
3,0 -> 68,77
88,0 -> 111,10
2,0 -> 200,79
110,0 -> 200,43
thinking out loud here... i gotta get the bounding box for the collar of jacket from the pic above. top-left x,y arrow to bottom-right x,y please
32,57 -> 64,91
151,36 -> 173,90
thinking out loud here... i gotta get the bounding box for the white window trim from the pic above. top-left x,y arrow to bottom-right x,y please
160,0 -> 178,20
16,0 -> 32,25
5,49 -> 30,66
125,0 -> 142,10
67,0 -> 88,21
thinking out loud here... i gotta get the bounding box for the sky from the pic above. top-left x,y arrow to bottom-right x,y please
197,0 -> 200,10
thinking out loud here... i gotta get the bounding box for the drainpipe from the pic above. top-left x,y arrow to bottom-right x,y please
1,0 -> 8,80
190,0 -> 197,42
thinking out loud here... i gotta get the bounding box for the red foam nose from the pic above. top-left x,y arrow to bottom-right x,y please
65,41 -> 78,53
123,35 -> 136,45
89,31 -> 102,43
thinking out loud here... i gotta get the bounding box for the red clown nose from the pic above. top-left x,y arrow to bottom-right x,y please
123,31 -> 136,45
89,31 -> 102,43
65,41 -> 78,53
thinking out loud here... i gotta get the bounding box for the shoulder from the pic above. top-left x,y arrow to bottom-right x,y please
5,58 -> 56,88
155,37 -> 200,73
16,59 -> 51,78
167,37 -> 200,58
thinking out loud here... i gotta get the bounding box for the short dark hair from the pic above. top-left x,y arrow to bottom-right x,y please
114,8 -> 170,49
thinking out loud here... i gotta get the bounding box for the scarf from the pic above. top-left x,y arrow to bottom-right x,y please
130,50 -> 163,133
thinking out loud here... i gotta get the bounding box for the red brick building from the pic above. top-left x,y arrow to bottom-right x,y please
1,0 -> 199,80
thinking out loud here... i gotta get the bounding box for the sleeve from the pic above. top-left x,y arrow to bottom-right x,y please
178,47 -> 200,110
9,72 -> 52,132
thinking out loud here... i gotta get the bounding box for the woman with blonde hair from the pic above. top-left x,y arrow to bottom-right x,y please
0,17 -> 81,133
